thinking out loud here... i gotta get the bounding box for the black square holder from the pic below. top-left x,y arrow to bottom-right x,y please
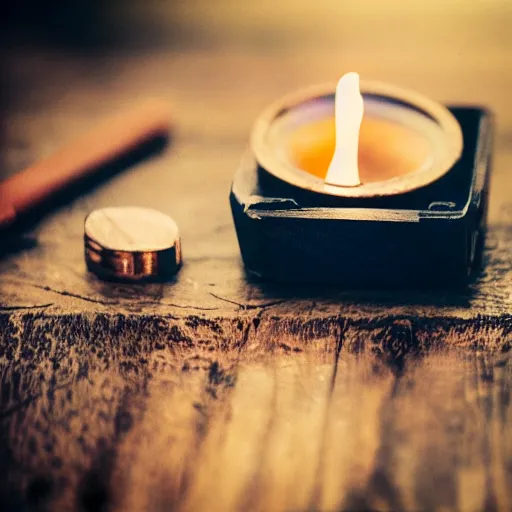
230,107 -> 493,288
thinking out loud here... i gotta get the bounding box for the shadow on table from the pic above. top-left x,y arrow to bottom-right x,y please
242,274 -> 477,310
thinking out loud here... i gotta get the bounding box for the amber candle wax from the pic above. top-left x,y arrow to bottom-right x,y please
289,112 -> 431,182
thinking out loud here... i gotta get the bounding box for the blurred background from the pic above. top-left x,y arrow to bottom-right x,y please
0,0 -> 511,202
2,1 -> 511,55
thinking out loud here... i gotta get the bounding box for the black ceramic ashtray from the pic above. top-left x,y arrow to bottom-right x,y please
230,85 -> 492,288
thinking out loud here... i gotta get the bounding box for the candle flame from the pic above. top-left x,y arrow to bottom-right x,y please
325,72 -> 363,187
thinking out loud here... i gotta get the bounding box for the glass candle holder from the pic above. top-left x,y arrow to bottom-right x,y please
251,81 -> 463,197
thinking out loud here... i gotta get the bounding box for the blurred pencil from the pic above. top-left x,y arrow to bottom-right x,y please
0,99 -> 171,230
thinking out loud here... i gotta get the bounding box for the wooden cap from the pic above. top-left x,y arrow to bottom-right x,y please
84,207 -> 181,281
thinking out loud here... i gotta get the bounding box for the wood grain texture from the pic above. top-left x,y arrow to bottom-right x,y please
0,0 -> 511,510
0,332 -> 510,511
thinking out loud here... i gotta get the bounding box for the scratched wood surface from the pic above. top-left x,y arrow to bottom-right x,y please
0,1 -> 511,511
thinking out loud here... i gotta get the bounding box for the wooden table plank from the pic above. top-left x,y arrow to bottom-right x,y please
1,339 -> 510,510
1,46 -> 511,339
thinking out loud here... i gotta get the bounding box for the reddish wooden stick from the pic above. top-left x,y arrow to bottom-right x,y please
0,99 -> 171,229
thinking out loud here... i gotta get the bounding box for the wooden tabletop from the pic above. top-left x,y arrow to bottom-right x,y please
0,1 -> 511,510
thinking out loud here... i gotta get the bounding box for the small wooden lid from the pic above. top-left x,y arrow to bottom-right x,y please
84,207 -> 181,281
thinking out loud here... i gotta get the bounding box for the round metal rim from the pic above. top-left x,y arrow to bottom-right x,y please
84,233 -> 182,281
250,81 -> 463,197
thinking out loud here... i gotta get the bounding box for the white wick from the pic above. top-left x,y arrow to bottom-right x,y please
325,72 -> 364,187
